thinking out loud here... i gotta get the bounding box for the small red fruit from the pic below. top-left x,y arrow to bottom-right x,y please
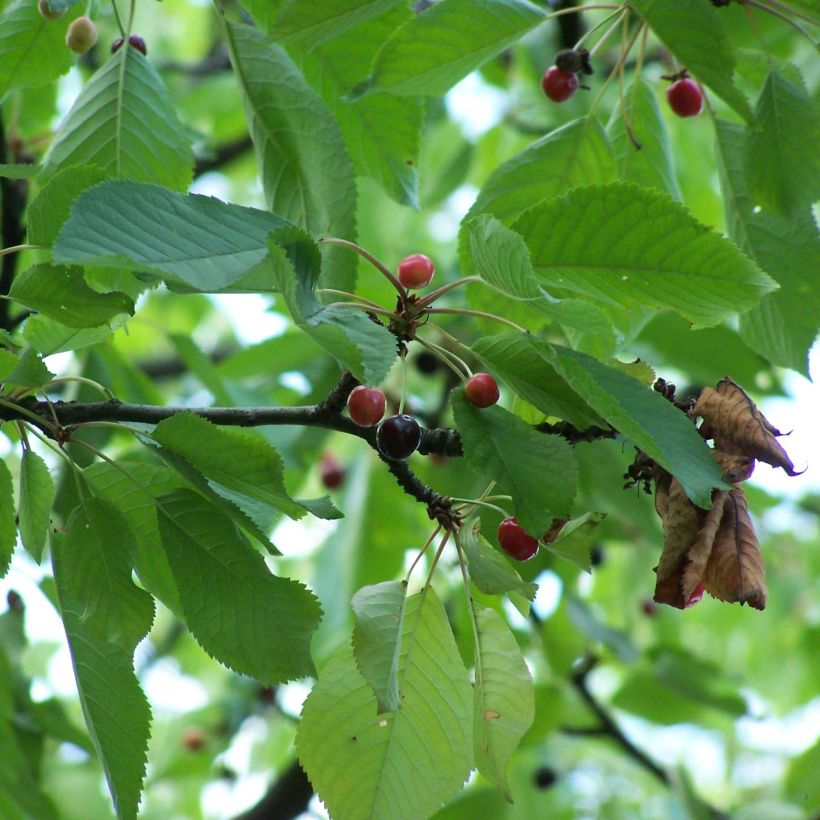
666,78 -> 703,117
541,66 -> 579,103
641,599 -> 659,616
112,34 -> 148,56
66,17 -> 98,55
497,517 -> 539,562
320,453 -> 346,490
347,385 -> 386,427
464,373 -> 500,408
376,414 -> 421,461
397,254 -> 435,289
685,583 -> 705,608
182,727 -> 206,752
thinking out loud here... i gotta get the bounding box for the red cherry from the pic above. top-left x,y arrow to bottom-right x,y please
464,373 -> 500,408
347,386 -> 386,427
497,517 -> 539,561
666,78 -> 703,117
685,583 -> 705,608
182,727 -> 206,752
541,66 -> 579,103
320,453 -> 346,490
641,599 -> 659,616
397,254 -> 435,289
128,34 -> 147,55
376,414 -> 421,461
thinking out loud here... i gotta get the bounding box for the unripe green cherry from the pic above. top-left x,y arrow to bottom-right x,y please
66,17 -> 98,55
38,0 -> 65,20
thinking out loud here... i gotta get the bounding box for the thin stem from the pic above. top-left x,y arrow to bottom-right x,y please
0,396 -> 58,432
399,350 -> 407,415
546,3 -> 621,19
317,289 -> 385,311
415,276 -> 483,309
617,15 -> 641,149
451,498 -> 510,518
456,539 -> 483,692
323,301 -> 397,320
110,0 -> 125,35
319,237 -> 408,303
0,243 -> 46,257
425,307 -> 527,334
423,530 -> 450,588
751,0 -> 819,27
745,0 -> 817,42
589,21 -> 644,115
404,525 -> 442,583
413,335 -> 471,380
574,7 -> 626,51
46,376 -> 115,401
587,9 -> 628,57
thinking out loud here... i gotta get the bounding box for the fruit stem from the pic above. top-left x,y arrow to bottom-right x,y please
0,243 -> 47,257
415,276 -> 483,309
404,524 -> 442,583
0,397 -> 58,434
586,8 -> 628,57
573,7 -> 626,51
588,21 -> 644,115
546,3 -> 622,20
317,289 -> 386,311
46,376 -> 115,401
754,0 -> 819,28
617,15 -> 641,149
423,530 -> 450,588
450,498 -> 510,518
322,301 -> 397,320
413,335 -> 472,379
425,307 -> 527,334
745,0 -> 817,43
399,349 -> 407,415
319,237 -> 409,303
110,0 -> 126,36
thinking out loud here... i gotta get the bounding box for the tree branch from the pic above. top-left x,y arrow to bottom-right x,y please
231,760 -> 313,820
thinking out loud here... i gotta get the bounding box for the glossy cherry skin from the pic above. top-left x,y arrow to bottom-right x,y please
112,34 -> 147,55
347,385 -> 386,428
667,78 -> 703,117
497,517 -> 539,561
464,373 -> 500,408
320,453 -> 346,490
376,415 -> 421,461
541,66 -> 579,102
397,254 -> 435,289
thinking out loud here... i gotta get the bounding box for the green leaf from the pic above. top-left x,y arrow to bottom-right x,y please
367,0 -> 544,96
156,489 -> 321,682
513,183 -> 778,328
0,164 -> 39,179
544,511 -> 606,572
351,580 -> 407,713
17,449 -> 55,563
457,521 -> 537,600
51,538 -> 150,820
473,604 -> 535,799
744,71 -> 820,217
41,49 -> 193,190
0,0 -> 75,96
54,181 -> 290,292
452,391 -> 577,535
0,460 -> 15,578
297,588 -> 473,820
2,347 -> 54,388
62,496 -> 154,649
225,22 -> 357,291
10,264 -> 133,328
22,315 -> 112,356
715,119 -> 820,374
566,596 -> 638,663
607,78 -> 681,199
269,227 -> 398,384
630,0 -> 752,121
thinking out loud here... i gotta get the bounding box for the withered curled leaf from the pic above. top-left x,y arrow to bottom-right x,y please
680,490 -> 729,605
713,450 -> 755,483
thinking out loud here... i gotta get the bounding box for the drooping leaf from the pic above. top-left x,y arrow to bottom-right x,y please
41,48 -> 192,190
366,0 -> 544,96
51,538 -> 151,820
452,391 -> 577,536
54,181 -> 290,292
2,347 -> 53,388
156,489 -> 322,682
514,183 -> 778,329
10,264 -> 133,328
351,580 -> 407,714
17,449 -> 56,563
630,0 -> 752,121
472,605 -> 534,799
61,496 -> 155,650
225,22 -> 357,291
297,589 -> 473,820
0,460 -> 15,578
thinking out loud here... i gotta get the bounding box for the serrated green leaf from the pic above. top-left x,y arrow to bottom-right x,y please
18,449 -> 55,563
514,183 -> 778,328
0,460 -> 15,578
368,0 -> 544,96
22,315 -> 112,356
452,391 -> 576,535
544,511 -> 606,572
715,119 -> 820,375
269,227 -> 398,384
156,489 -> 321,682
457,521 -> 537,600
351,580 -> 407,714
62,496 -> 154,649
473,604 -> 534,798
744,71 -> 820,217
297,588 -> 473,820
2,347 -> 53,388
225,22 -> 357,291
630,0 -> 752,121
10,264 -> 133,328
607,78 -> 681,199
41,49 -> 193,190
51,537 -> 150,820
54,181 -> 290,292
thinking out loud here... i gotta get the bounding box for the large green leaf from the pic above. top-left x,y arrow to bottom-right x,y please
269,227 -> 398,384
513,183 -> 778,328
225,22 -> 357,291
473,605 -> 534,798
51,539 -> 150,820
10,264 -> 133,328
1,347 -> 53,388
351,580 -> 407,714
366,0 -> 544,96
744,71 -> 820,217
630,0 -> 752,121
297,588 -> 473,820
41,48 -> 192,190
17,449 -> 55,564
0,460 -> 15,578
156,489 -> 322,682
715,120 -> 820,374
22,315 -> 112,356
607,78 -> 681,199
452,391 -> 577,536
53,181 -> 290,291
61,496 -> 155,650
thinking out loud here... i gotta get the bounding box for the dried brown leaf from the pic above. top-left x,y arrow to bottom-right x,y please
694,378 -> 795,474
713,450 -> 755,483
702,486 -> 766,610
681,490 -> 729,603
